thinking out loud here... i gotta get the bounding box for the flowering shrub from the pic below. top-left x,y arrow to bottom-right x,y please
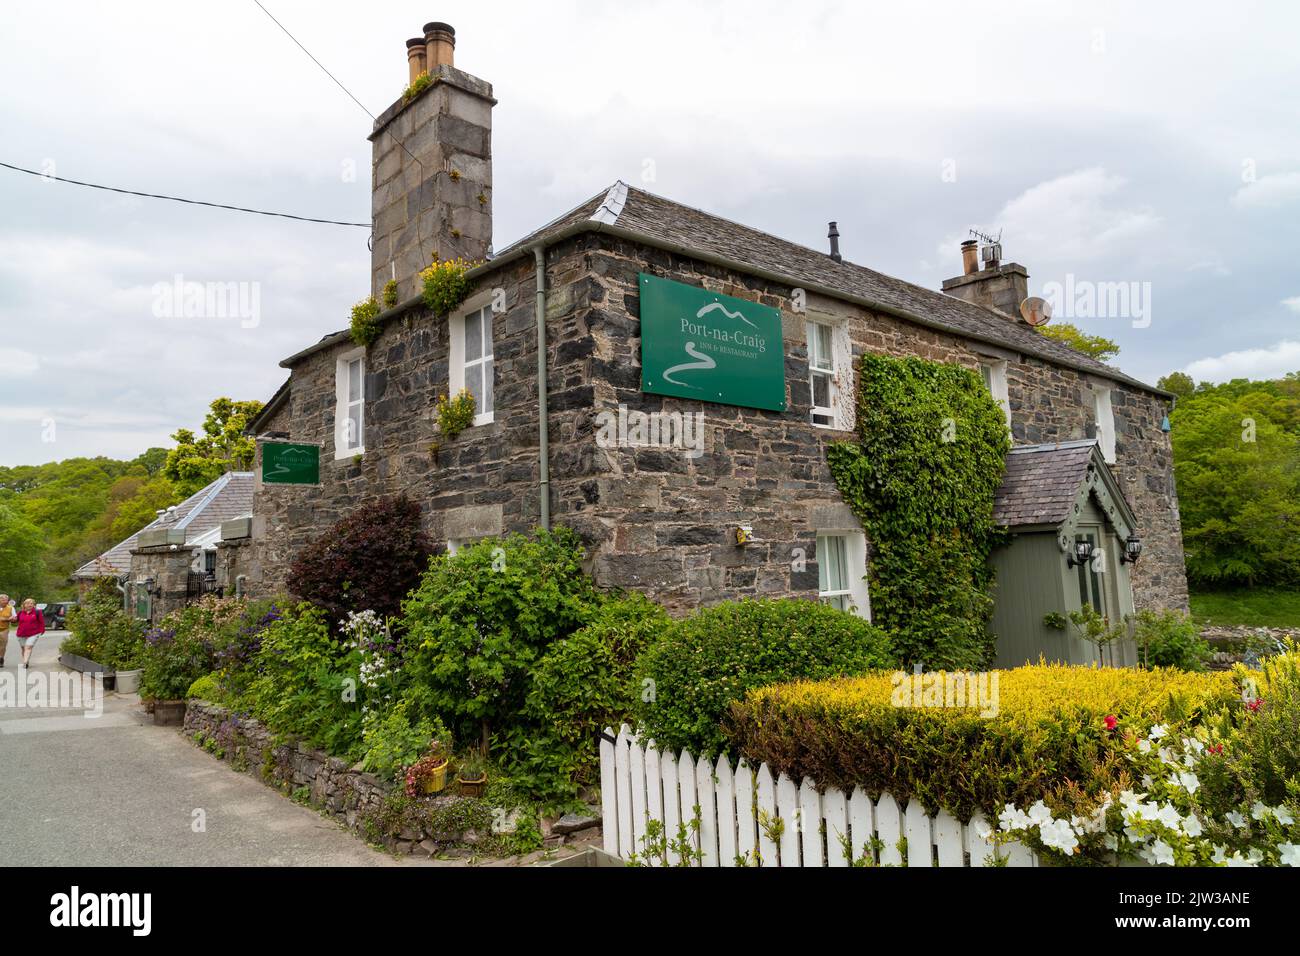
992,718 -> 1299,866
727,663 -> 1238,822
242,602 -> 365,758
435,388 -> 476,442
349,296 -> 382,347
139,598 -> 281,702
419,257 -> 473,316
289,495 -> 433,627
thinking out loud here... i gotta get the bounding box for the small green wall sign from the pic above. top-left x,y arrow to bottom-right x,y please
261,442 -> 320,485
639,273 -> 786,411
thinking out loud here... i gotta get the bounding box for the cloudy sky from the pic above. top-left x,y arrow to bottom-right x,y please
2,0 -> 1297,465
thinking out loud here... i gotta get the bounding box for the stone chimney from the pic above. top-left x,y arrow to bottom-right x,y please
369,21 -> 494,301
941,239 -> 1029,322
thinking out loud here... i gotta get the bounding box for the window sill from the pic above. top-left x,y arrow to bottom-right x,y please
334,447 -> 365,461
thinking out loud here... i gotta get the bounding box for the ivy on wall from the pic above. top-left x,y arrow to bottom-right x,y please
827,354 -> 1011,669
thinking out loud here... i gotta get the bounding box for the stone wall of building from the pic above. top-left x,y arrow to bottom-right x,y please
250,235 -> 610,597
578,236 -> 1188,614
127,545 -> 195,624
248,230 -> 1187,618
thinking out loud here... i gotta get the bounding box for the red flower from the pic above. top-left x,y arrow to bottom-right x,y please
1246,698 -> 1263,713
1103,714 -> 1118,731
1207,743 -> 1224,756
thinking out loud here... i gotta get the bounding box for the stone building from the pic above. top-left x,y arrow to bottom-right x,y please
240,22 -> 1186,664
74,471 -> 254,623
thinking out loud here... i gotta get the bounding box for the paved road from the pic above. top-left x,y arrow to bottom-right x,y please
0,631 -> 416,866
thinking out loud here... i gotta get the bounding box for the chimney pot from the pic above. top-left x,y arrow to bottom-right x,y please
960,239 -> 978,276
827,221 -> 842,263
406,37 -> 427,84
423,21 -> 456,71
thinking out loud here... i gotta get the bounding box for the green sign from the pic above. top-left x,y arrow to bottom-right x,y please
262,442 -> 320,485
639,273 -> 786,411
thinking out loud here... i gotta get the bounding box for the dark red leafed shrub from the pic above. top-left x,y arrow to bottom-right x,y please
289,495 -> 432,626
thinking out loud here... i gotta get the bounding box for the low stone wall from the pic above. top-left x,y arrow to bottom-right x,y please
182,701 -> 601,860
1202,625 -> 1299,670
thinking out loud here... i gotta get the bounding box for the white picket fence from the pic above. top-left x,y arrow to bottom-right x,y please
599,724 -> 1037,867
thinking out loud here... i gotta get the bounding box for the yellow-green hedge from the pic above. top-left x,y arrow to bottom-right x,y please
725,663 -> 1241,822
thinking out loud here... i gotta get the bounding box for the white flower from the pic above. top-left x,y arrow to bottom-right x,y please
1226,811 -> 1246,828
1027,801 -> 1053,826
1251,801 -> 1271,821
1225,852 -> 1256,867
999,804 -> 1031,832
1156,804 -> 1183,829
1103,833 -> 1119,851
1212,845 -> 1228,863
1158,747 -> 1175,765
1137,802 -> 1161,822
1177,771 -> 1200,794
972,818 -> 992,839
1149,724 -> 1169,740
1151,840 -> 1175,865
1182,814 -> 1203,838
1039,818 -> 1079,855
1278,844 -> 1300,867
1275,806 -> 1295,826
1142,774 -> 1154,789
1119,790 -> 1142,811
1137,738 -> 1152,754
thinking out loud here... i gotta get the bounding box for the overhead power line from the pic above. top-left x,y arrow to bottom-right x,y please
0,161 -> 370,227
249,0 -> 429,260
250,0 -> 378,122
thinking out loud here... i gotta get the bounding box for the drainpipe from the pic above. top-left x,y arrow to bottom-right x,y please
533,245 -> 550,530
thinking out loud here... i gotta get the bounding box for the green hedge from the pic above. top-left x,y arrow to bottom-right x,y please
633,598 -> 895,758
726,663 -> 1241,821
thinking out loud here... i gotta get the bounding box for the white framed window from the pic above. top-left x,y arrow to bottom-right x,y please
808,321 -> 836,427
1094,387 -> 1116,463
450,300 -> 495,426
816,531 -> 871,619
334,347 -> 365,458
979,359 -> 1011,429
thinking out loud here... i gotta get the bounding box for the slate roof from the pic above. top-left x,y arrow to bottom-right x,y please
495,183 -> 1167,395
73,472 -> 255,579
992,440 -> 1101,529
280,182 -> 1169,397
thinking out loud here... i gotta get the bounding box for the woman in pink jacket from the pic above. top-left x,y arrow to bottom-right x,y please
14,598 -> 45,669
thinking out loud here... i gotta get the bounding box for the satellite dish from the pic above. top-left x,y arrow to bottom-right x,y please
1020,296 -> 1053,327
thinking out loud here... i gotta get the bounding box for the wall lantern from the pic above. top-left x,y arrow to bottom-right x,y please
735,525 -> 754,546
1121,533 -> 1143,564
143,576 -> 159,595
1066,539 -> 1095,568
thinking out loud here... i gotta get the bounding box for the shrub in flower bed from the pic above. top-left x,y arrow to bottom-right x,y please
289,495 -> 433,628
63,578 -> 146,669
726,662 -> 1240,824
634,598 -> 896,758
994,653 -> 1300,865
139,596 -> 281,702
512,592 -> 670,799
398,528 -> 602,756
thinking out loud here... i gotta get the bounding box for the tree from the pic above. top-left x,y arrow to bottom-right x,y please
0,500 -> 46,599
163,397 -> 263,496
1036,322 -> 1120,362
1170,379 -> 1300,587
1158,371 -> 1195,400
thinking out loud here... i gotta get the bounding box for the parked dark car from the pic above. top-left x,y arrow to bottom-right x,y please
44,601 -> 77,630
